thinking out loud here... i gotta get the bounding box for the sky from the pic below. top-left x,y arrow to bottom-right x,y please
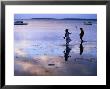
14,14 -> 97,19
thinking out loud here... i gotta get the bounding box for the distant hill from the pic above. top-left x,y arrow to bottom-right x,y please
14,18 -> 97,21
62,18 -> 97,21
31,18 -> 97,21
32,18 -> 56,20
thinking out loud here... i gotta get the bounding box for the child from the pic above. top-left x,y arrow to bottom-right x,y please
64,29 -> 71,45
79,28 -> 84,42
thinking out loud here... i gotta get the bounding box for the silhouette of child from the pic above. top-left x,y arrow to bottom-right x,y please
64,29 -> 71,45
80,28 -> 84,42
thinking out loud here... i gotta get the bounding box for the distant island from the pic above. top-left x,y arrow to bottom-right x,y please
31,18 -> 56,20
31,18 -> 97,21
14,18 -> 97,21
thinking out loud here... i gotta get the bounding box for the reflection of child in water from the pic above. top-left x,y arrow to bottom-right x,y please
64,29 -> 71,45
79,41 -> 84,55
64,45 -> 71,61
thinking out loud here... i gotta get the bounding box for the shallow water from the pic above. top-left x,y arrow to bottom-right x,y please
14,19 -> 97,76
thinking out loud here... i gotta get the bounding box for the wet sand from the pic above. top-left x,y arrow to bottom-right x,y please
14,41 -> 97,76
14,55 -> 96,76
14,19 -> 97,76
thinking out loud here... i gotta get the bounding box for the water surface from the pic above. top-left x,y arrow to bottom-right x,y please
14,19 -> 97,76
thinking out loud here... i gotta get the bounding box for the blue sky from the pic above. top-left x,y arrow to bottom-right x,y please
14,14 -> 97,19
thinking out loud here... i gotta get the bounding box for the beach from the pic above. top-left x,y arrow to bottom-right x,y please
14,19 -> 97,76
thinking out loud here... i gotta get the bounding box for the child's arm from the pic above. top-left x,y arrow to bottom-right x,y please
69,32 -> 71,34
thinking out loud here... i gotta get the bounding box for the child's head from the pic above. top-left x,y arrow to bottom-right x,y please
80,28 -> 83,30
65,29 -> 68,32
